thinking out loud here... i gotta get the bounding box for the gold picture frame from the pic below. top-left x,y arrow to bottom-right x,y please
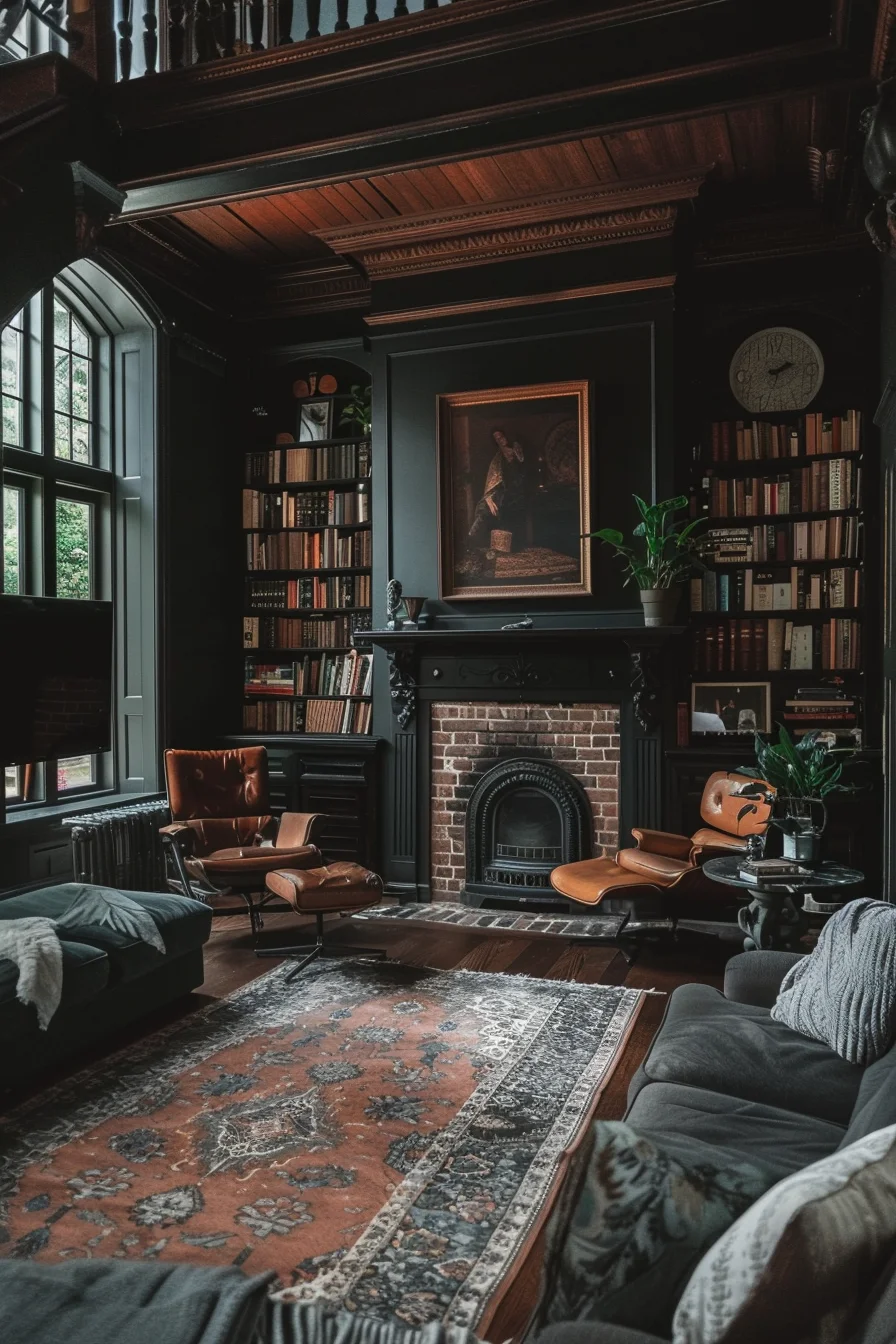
436,381 -> 592,600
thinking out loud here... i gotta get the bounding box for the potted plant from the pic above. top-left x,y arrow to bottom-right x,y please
737,724 -> 859,863
339,384 -> 372,439
589,494 -> 706,626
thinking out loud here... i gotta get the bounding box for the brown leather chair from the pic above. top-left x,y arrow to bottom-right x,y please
160,747 -> 327,934
551,770 -> 773,912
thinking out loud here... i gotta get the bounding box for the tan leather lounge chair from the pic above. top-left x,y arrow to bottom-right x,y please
551,770 -> 772,912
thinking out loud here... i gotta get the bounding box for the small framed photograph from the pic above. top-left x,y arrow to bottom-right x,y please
691,682 -> 771,735
297,399 -> 332,443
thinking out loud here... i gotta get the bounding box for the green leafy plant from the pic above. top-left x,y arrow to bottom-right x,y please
589,494 -> 706,590
339,384 -> 372,438
739,724 -> 858,802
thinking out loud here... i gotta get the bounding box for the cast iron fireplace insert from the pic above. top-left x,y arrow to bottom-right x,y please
463,756 -> 593,907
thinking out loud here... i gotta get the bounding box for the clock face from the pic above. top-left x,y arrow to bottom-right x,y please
728,327 -> 824,413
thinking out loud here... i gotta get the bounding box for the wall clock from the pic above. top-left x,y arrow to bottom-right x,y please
728,327 -> 824,413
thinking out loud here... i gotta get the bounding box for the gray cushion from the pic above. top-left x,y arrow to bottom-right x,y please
633,982 -> 863,1125
627,1082 -> 846,1186
840,1047 -> 896,1148
0,887 -> 211,985
724,950 -> 805,1007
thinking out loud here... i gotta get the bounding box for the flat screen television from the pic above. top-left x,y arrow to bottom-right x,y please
0,595 -> 113,766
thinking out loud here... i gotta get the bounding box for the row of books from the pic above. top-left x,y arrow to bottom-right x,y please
246,577 -> 370,611
242,698 -> 373,734
693,618 -> 862,673
690,566 -> 861,613
705,411 -> 861,462
242,488 -> 370,529
243,652 -> 373,698
703,459 -> 861,518
243,615 -> 357,648
245,528 -> 371,571
244,442 -> 371,485
704,519 -> 862,564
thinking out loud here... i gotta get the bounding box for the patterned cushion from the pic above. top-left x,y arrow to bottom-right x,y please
536,1121 -> 769,1338
672,1123 -> 896,1344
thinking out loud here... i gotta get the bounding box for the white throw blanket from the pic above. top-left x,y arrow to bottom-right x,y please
0,917 -> 63,1030
0,885 -> 166,1031
772,897 -> 896,1064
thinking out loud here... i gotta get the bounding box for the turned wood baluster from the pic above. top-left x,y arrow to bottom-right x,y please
276,0 -> 293,43
217,0 -> 236,55
248,0 -> 264,48
143,0 -> 158,71
364,0 -> 377,22
393,0 -> 408,15
304,0 -> 319,37
423,0 -> 439,7
118,0 -> 133,78
194,0 -> 217,60
334,0 -> 348,30
168,0 -> 187,67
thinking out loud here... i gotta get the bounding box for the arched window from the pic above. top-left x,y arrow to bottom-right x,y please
2,264 -> 158,808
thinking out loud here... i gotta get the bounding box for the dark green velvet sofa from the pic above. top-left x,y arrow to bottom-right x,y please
0,884 -> 212,1086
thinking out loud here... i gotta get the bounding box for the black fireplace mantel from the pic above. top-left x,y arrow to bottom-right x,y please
367,624 -> 684,734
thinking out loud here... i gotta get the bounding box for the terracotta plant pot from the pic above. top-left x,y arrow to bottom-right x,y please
639,586 -> 681,627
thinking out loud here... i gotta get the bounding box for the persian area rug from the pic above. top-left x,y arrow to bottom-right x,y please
352,901 -> 628,940
0,961 -> 643,1333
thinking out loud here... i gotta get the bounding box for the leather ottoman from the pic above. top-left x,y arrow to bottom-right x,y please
258,863 -> 386,979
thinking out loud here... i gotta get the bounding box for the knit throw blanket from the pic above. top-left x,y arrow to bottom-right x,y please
0,886 -> 166,1032
772,897 -> 896,1065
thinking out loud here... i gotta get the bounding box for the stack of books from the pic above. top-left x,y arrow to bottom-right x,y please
782,687 -> 861,744
738,858 -> 811,885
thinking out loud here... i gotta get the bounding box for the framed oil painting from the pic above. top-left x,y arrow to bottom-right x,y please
436,381 -> 591,600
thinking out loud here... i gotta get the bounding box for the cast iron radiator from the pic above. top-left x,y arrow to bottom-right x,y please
62,799 -> 170,892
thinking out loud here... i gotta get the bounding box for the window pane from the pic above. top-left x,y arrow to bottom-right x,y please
58,755 -> 95,792
72,420 -> 90,464
55,417 -> 71,460
53,300 -> 92,465
1,312 -> 23,449
3,484 -> 22,594
55,497 -> 92,599
4,765 -> 20,799
54,349 -> 71,415
53,298 -> 70,347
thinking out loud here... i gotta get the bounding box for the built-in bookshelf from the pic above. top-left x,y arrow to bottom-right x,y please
688,409 -> 868,745
242,367 -> 373,736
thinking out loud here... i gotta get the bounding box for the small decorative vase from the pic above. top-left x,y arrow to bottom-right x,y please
639,586 -> 681,627
401,597 -> 426,627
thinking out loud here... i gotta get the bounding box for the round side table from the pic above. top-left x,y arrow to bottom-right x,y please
702,856 -> 864,952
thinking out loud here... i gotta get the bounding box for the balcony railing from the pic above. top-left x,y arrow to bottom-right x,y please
114,0 -> 467,79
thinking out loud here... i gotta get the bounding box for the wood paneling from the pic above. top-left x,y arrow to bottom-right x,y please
154,92 -> 849,280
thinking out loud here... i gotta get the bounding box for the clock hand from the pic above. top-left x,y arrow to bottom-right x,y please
768,361 -> 793,376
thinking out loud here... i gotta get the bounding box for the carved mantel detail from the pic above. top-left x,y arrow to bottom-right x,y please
626,643 -> 662,733
388,646 -> 417,729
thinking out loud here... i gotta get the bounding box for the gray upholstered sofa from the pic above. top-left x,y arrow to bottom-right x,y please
538,950 -> 896,1344
0,884 -> 212,1086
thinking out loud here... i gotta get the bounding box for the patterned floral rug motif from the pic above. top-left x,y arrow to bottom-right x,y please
0,962 -> 642,1330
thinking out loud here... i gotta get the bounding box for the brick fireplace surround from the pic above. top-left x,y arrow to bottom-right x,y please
430,701 -> 620,900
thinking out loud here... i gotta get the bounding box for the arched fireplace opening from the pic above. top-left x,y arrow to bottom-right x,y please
464,757 -> 593,906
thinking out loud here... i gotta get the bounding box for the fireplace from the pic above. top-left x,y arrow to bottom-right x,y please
465,757 -> 593,904
430,701 -> 619,905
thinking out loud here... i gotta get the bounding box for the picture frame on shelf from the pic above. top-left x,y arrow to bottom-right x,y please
298,399 -> 332,443
436,380 -> 592,600
691,681 -> 772,734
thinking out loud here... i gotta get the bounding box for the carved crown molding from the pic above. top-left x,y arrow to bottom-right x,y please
318,170 -> 710,252
349,204 -> 679,280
